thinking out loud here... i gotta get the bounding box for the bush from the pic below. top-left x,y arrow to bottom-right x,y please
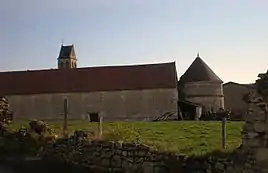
0,96 -> 13,126
28,120 -> 51,135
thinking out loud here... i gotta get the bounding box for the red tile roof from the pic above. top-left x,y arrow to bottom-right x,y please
0,62 -> 177,96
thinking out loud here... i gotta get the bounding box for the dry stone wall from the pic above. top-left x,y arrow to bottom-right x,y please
42,139 -> 238,173
231,71 -> 268,173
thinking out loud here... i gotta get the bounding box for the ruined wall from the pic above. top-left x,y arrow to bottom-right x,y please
183,81 -> 224,112
6,88 -> 177,121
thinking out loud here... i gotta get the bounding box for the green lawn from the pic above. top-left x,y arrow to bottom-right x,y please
10,120 -> 244,156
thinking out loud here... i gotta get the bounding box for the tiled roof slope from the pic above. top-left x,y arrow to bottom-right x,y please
180,55 -> 223,83
0,62 -> 177,96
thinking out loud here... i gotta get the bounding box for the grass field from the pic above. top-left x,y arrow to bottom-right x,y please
10,121 -> 244,156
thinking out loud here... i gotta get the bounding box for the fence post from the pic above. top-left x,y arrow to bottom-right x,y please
98,116 -> 103,138
63,98 -> 68,138
222,114 -> 227,150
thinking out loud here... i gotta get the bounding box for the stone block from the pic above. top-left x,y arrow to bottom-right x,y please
243,138 -> 265,148
154,165 -> 169,173
242,169 -> 255,173
243,123 -> 255,132
253,122 -> 268,133
244,132 -> 259,139
244,111 -> 266,122
255,148 -> 268,162
142,162 -> 154,173
262,169 -> 268,173
215,162 -> 225,171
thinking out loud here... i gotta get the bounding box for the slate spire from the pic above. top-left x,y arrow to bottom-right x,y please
57,44 -> 77,69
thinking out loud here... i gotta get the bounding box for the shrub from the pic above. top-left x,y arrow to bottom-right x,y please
71,130 -> 88,141
0,96 -> 13,126
28,120 -> 51,135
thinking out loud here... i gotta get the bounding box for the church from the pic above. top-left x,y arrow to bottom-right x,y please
0,44 -> 178,121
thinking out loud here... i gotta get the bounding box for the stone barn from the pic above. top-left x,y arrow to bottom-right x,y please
0,44 -> 178,121
179,53 -> 224,114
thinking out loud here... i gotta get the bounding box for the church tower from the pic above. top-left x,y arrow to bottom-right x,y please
57,44 -> 77,69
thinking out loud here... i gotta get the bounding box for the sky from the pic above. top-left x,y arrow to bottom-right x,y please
1,0 -> 268,84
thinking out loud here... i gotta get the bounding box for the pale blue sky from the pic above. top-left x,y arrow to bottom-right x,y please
1,0 -> 267,83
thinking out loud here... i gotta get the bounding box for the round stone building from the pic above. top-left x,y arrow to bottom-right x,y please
179,54 -> 224,113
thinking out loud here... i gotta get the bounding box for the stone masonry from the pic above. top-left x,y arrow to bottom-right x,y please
237,71 -> 268,173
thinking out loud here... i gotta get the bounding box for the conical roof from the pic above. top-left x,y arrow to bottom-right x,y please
180,54 -> 223,83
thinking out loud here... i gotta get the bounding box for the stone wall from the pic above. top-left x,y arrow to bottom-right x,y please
238,102 -> 268,172
40,129 -> 268,173
6,88 -> 178,121
42,139 -> 239,173
0,130 -> 258,173
230,72 -> 268,172
182,81 -> 224,112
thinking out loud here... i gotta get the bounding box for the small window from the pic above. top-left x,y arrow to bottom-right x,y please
89,112 -> 99,122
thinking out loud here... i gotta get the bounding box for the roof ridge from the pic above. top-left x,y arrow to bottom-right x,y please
0,62 -> 176,74
223,81 -> 256,88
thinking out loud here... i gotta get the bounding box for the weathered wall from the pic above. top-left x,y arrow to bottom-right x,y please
7,88 -> 178,121
182,81 -> 224,112
223,82 -> 255,114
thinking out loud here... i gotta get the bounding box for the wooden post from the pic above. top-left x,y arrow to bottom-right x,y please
222,114 -> 227,150
98,116 -> 103,138
63,98 -> 68,138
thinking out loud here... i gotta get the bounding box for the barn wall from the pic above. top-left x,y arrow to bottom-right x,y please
183,82 -> 224,112
7,88 -> 178,121
223,83 -> 255,113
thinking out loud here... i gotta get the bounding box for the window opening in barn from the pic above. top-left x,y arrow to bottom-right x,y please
89,112 -> 99,122
60,62 -> 64,68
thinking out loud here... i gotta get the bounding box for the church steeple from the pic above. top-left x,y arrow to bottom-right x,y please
57,44 -> 77,69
